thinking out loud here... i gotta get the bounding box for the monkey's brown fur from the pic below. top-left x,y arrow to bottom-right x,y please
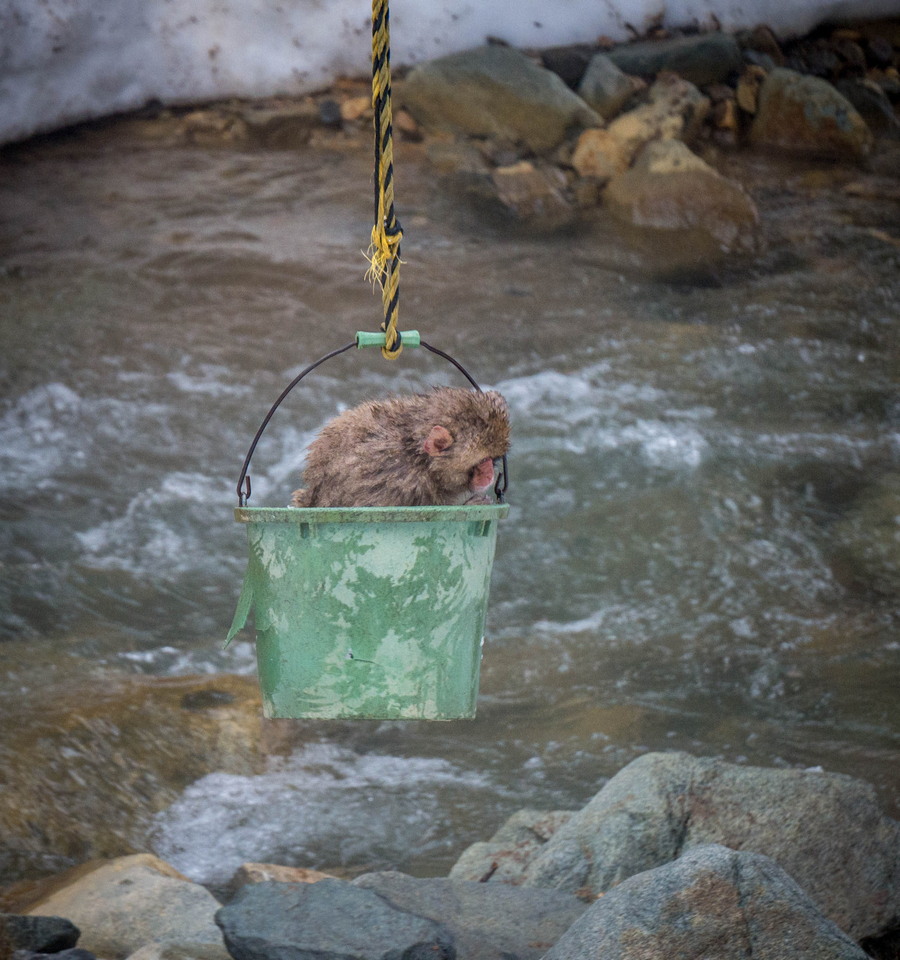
291,387 -> 510,507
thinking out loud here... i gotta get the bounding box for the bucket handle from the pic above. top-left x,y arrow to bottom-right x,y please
235,331 -> 509,506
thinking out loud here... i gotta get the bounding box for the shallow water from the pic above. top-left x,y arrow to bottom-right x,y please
1,118 -> 898,887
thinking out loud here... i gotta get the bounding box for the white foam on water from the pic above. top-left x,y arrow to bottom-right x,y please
0,383 -> 86,484
150,742 -> 494,886
498,367 -> 709,469
75,471 -> 230,577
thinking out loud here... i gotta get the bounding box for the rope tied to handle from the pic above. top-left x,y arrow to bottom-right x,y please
366,0 -> 403,359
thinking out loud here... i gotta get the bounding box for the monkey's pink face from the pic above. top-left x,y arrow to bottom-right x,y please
468,457 -> 496,494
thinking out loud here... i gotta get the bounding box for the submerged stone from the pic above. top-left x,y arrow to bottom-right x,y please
751,67 -> 874,160
604,139 -> 759,261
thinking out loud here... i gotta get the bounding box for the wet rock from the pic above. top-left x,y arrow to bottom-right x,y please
750,67 -> 874,160
317,99 -> 342,129
353,871 -> 587,960
835,78 -> 900,135
339,96 -> 371,123
240,102 -> 320,148
215,879 -> 453,960
735,64 -> 769,114
449,809 -> 574,884
834,472 -> 900,597
539,44 -> 598,88
604,139 -> 759,258
229,863 -> 336,891
490,161 -> 574,227
0,673 -> 264,883
577,54 -> 643,120
607,32 -> 743,86
179,110 -> 249,145
520,752 -> 900,941
26,855 -> 228,960
542,845 -> 869,960
125,943 -> 231,960
737,24 -> 786,68
603,73 -> 710,167
0,914 -> 80,952
400,45 -> 601,153
570,128 -> 629,181
13,950 -> 96,960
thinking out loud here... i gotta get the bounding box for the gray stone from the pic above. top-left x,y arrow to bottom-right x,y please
608,33 -> 743,86
577,54 -> 642,120
751,68 -> 874,160
835,78 -> 900,136
542,845 -> 869,960
353,870 -> 586,959
449,809 -> 574,884
26,855 -> 229,960
400,45 -> 600,153
214,880 -> 454,960
13,950 -> 95,960
0,914 -> 80,953
521,752 -> 900,941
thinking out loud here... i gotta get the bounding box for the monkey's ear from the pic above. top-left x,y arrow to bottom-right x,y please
423,425 -> 454,456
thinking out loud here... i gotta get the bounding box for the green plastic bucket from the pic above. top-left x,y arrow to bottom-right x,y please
227,503 -> 509,720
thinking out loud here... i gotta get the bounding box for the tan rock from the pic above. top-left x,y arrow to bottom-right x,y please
491,161 -> 573,226
27,854 -> 228,960
751,68 -> 873,161
340,96 -> 372,122
605,74 -> 709,168
231,862 -> 337,888
736,66 -> 768,115
605,140 -> 759,266
571,129 -> 629,181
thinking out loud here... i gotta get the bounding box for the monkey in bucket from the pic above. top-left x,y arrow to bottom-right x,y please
291,387 -> 510,508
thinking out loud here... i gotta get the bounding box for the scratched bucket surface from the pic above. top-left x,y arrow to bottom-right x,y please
227,504 -> 509,720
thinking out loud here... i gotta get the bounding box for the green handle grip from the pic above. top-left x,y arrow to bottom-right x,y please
356,330 -> 421,348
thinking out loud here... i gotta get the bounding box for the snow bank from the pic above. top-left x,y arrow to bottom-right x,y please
1,0 -> 897,145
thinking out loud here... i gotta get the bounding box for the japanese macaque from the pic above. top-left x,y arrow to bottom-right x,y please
290,387 -> 510,508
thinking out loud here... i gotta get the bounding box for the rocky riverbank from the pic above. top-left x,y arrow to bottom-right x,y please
51,15 -> 900,279
2,754 -> 899,960
2,15 -> 899,960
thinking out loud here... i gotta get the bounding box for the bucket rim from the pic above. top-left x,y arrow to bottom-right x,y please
234,504 -> 510,524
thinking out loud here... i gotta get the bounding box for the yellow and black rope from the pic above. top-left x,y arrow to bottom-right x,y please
367,0 -> 404,359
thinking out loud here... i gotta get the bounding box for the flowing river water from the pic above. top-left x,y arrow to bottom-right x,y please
0,112 -> 898,888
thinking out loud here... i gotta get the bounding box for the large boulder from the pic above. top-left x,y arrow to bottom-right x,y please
519,752 -> 900,941
449,809 -> 574,884
607,32 -> 744,87
353,870 -> 586,959
215,879 -> 453,960
541,845 -> 869,960
604,139 -> 759,261
750,68 -> 874,160
26,855 -> 229,960
577,54 -> 643,120
400,45 -> 600,153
